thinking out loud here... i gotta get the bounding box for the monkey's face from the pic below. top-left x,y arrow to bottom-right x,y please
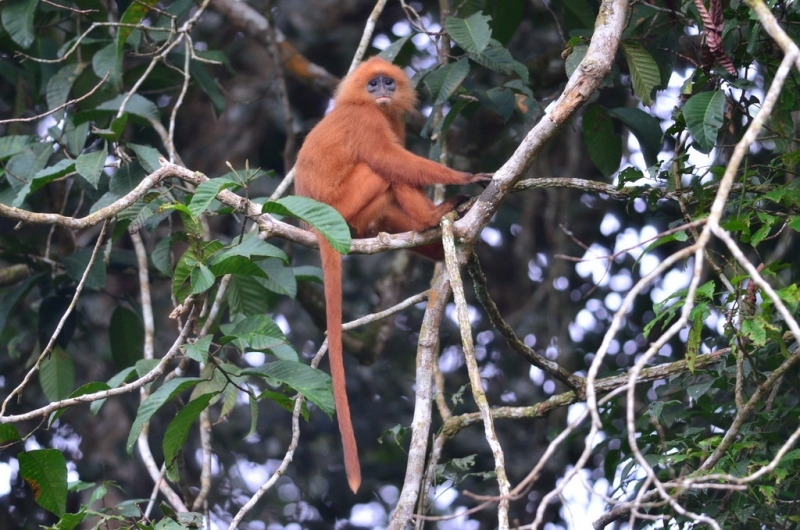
367,74 -> 396,106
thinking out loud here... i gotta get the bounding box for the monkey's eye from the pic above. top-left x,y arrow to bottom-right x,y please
385,79 -> 395,87
368,79 -> 378,87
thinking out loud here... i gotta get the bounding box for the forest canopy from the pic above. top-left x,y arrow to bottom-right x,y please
1,0 -> 800,528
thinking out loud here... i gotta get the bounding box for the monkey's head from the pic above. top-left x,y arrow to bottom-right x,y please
335,57 -> 417,113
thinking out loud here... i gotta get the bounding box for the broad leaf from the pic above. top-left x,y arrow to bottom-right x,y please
221,314 -> 288,351
19,449 -> 67,516
90,366 -> 138,415
109,306 -> 144,370
264,196 -> 351,254
49,382 -> 111,426
97,94 -> 160,121
92,43 -> 121,86
182,335 -> 213,363
163,392 -> 217,482
446,13 -> 492,54
189,177 -> 239,217
75,142 -> 108,188
118,0 -> 159,60
683,90 -> 725,154
2,0 -> 38,49
0,424 -> 21,444
469,41 -> 529,83
378,36 -> 411,62
608,107 -> 663,166
209,234 -> 288,264
258,258 -> 297,298
126,377 -> 205,453
46,63 -> 85,113
583,105 -> 622,177
243,360 -> 335,417
621,41 -> 661,106
127,143 -> 162,173
190,262 -> 216,294
423,58 -> 470,106
0,135 -> 33,159
39,347 -> 75,402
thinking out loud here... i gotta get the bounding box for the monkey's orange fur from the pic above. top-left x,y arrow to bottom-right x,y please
294,56 -> 486,493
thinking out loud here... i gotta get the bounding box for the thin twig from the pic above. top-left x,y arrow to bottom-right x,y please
0,70 -> 110,125
441,213 -> 510,529
1,221 -> 109,416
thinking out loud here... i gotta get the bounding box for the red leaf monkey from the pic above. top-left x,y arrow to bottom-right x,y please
294,56 -> 489,492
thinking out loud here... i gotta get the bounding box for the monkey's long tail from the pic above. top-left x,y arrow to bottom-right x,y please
319,235 -> 362,493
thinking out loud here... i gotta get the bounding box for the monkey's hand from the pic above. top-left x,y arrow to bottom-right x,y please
464,172 -> 493,189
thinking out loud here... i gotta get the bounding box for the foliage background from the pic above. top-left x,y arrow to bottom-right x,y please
1,0 -> 799,528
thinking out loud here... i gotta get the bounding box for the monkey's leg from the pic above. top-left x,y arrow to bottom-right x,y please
390,185 -> 469,228
333,163 -> 393,236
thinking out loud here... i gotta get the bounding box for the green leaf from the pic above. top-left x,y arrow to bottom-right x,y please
481,87 -> 516,121
683,91 -> 725,154
49,382 -> 111,426
422,58 -> 471,106
608,107 -> 663,167
2,0 -> 39,49
582,105 -> 622,177
189,58 -> 226,116
243,360 -> 335,417
13,158 -> 76,207
0,135 -> 34,159
62,247 -> 107,291
92,43 -> 121,87
46,63 -> 85,114
468,42 -> 528,83
189,177 -> 238,217
207,255 -> 268,279
182,335 -> 212,363
209,234 -> 288,264
151,236 -> 175,276
741,317 -> 768,347
127,143 -> 162,173
63,116 -> 89,157
90,366 -> 138,415
258,259 -> 297,298
97,94 -> 160,121
264,196 -> 351,254
7,143 -> 54,195
221,314 -> 288,351
294,265 -> 323,283
0,424 -> 22,444
0,273 -> 41,335
226,274 -> 272,316
686,306 -> 706,373
19,449 -> 67,516
118,0 -> 159,59
565,45 -> 588,78
126,377 -> 205,453
39,347 -> 75,402
109,306 -> 144,370
247,394 -> 259,437
75,142 -> 108,188
257,389 -> 297,415
621,41 -> 661,106
686,379 -> 713,400
190,262 -> 215,294
445,13 -> 492,54
163,392 -> 217,482
53,508 -> 87,530
93,114 -> 128,141
378,36 -> 411,63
